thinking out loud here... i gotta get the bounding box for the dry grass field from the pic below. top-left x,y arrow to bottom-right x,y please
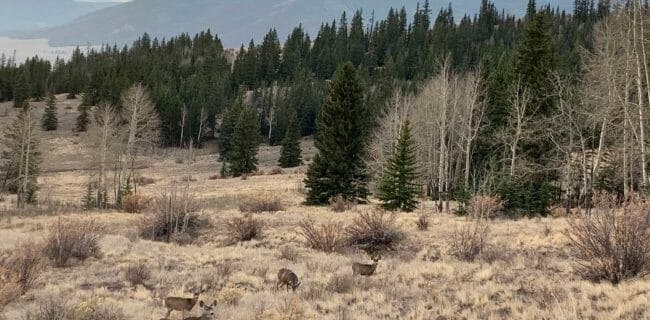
0,96 -> 649,320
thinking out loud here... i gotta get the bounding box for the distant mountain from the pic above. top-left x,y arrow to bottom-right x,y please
1,0 -> 119,33
8,0 -> 573,48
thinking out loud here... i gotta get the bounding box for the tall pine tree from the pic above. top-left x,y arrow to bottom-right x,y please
377,120 -> 420,212
229,106 -> 260,176
41,92 -> 58,131
13,73 -> 28,108
76,105 -> 90,132
278,108 -> 302,168
304,62 -> 368,205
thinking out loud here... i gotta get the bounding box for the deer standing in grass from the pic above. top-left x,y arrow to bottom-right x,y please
352,253 -> 381,276
182,300 -> 216,320
276,268 -> 301,291
163,287 -> 205,319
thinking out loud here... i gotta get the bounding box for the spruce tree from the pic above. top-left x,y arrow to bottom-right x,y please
13,73 -> 28,108
76,105 -> 90,132
218,105 -> 241,161
41,92 -> 58,131
278,108 -> 302,168
304,62 -> 369,205
229,106 -> 260,176
377,120 -> 420,212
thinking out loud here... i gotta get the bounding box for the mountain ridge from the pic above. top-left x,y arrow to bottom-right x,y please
6,0 -> 573,48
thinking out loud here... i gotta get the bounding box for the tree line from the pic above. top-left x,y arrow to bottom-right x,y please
3,0 -> 636,215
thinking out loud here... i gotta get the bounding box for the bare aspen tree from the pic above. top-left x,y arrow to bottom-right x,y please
631,1 -> 649,187
179,104 -> 187,147
455,69 -> 485,189
366,88 -> 414,189
197,106 -> 208,145
118,83 -> 160,199
500,78 -> 534,178
90,102 -> 119,207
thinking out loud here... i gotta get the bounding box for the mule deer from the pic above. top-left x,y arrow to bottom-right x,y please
182,300 -> 216,320
163,288 -> 204,319
352,254 -> 381,276
276,268 -> 301,291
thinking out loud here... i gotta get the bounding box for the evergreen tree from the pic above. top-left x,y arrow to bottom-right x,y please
218,105 -> 241,161
377,120 -> 420,212
515,6 -> 556,115
13,73 -> 28,108
304,62 -> 369,205
278,108 -> 302,168
41,92 -> 58,131
82,182 -> 96,210
229,106 -> 260,176
76,105 -> 90,132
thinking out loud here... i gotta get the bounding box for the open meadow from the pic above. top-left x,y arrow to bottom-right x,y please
0,96 -> 649,320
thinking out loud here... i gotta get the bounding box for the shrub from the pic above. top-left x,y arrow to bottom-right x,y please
298,218 -> 344,253
345,210 -> 405,254
23,296 -> 68,320
468,194 -> 503,219
125,262 -> 150,287
268,167 -> 283,175
208,175 -> 219,180
329,194 -> 356,212
225,214 -> 263,243
279,245 -> 299,261
449,220 -> 488,262
565,207 -> 650,284
415,214 -> 429,231
325,274 -> 353,294
3,241 -> 44,295
238,193 -> 284,213
69,298 -> 125,320
43,218 -> 104,267
120,194 -> 151,213
139,191 -> 203,244
497,177 -> 557,217
134,176 -> 156,186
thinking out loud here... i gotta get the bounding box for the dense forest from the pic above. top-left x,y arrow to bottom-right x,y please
2,0 -> 644,215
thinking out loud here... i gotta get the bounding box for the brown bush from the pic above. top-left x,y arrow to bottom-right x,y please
329,194 -> 356,212
139,191 -> 204,244
120,194 -> 151,213
225,214 -> 263,243
298,218 -> 344,253
23,296 -> 68,320
279,245 -> 299,261
239,193 -> 284,213
0,241 -> 43,307
125,262 -> 150,287
566,207 -> 650,284
449,220 -> 488,262
325,274 -> 353,294
43,218 -> 104,267
134,176 -> 156,186
208,175 -> 220,180
468,194 -> 503,219
345,210 -> 405,254
3,241 -> 44,295
415,214 -> 429,231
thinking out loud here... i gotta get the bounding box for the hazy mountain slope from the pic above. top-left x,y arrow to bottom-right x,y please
10,0 -> 573,47
0,0 -> 119,32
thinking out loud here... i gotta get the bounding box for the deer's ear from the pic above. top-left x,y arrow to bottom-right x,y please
199,301 -> 205,307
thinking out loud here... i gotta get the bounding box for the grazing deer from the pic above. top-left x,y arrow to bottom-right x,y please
163,288 -> 204,319
182,300 -> 216,320
352,254 -> 381,276
276,268 -> 301,291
